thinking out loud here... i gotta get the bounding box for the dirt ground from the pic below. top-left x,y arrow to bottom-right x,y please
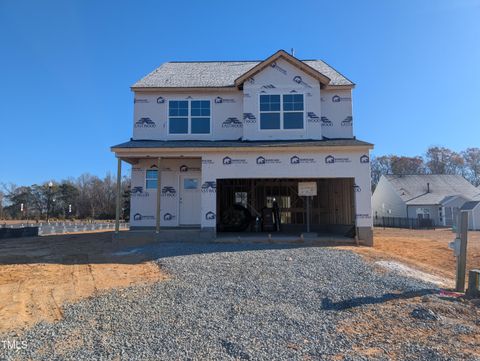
1,227 -> 479,336
338,228 -> 480,359
335,294 -> 480,360
346,227 -> 480,284
0,232 -> 167,333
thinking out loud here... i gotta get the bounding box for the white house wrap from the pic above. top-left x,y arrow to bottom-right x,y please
112,50 -> 374,245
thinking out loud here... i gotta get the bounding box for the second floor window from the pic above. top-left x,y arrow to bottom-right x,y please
260,94 -> 304,130
169,100 -> 211,134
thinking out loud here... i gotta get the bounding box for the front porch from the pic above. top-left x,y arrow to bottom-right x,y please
114,155 -> 204,234
111,139 -> 374,245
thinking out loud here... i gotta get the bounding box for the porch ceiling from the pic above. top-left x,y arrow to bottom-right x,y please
119,156 -> 202,165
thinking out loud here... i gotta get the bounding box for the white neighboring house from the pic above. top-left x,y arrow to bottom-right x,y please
461,201 -> 480,231
111,50 -> 374,245
372,174 -> 480,227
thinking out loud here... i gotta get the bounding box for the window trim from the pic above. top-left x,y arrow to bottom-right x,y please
167,99 -> 212,135
258,93 -> 305,131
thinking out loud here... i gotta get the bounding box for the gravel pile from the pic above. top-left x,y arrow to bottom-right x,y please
0,243 -> 475,360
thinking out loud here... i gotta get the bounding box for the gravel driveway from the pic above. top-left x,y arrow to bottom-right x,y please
1,243 -> 478,360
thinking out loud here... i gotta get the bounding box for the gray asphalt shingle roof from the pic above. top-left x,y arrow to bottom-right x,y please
384,174 -> 480,205
111,138 -> 372,150
132,60 -> 353,88
461,201 -> 480,211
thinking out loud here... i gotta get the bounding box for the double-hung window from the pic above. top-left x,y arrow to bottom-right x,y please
259,95 -> 281,129
259,94 -> 304,130
169,100 -> 211,134
146,170 -> 158,189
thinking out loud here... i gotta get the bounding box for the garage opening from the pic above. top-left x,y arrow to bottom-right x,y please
216,178 -> 356,237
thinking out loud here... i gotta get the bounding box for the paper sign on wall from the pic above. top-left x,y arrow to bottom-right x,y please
298,182 -> 317,196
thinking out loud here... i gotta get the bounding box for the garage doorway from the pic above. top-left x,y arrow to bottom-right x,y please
216,178 -> 356,237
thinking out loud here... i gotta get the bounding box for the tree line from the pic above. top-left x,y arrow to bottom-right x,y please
371,146 -> 480,190
0,173 -> 131,221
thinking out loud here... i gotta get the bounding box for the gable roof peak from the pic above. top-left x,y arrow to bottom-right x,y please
234,49 -> 331,87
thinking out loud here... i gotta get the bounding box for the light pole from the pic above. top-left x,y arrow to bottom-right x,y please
0,193 -> 3,220
46,181 -> 53,223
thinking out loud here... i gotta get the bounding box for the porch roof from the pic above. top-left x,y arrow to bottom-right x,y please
111,138 -> 373,151
461,201 -> 480,211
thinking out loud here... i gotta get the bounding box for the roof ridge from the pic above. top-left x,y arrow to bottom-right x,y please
166,59 -> 326,64
168,60 -> 261,63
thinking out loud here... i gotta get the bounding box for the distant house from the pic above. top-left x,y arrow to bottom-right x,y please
372,174 -> 480,227
461,201 -> 480,230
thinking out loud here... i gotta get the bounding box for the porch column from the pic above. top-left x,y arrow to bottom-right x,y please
115,158 -> 122,234
156,157 -> 162,233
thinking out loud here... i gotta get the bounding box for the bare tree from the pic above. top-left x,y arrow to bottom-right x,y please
371,155 -> 425,191
0,189 -> 4,219
390,156 -> 425,175
462,147 -> 480,186
0,173 -> 127,220
425,146 -> 465,175
370,155 -> 392,191
76,173 -> 96,219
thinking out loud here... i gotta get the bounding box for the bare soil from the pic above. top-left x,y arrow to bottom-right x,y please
336,228 -> 480,360
0,232 -> 167,333
2,226 -> 479,350
345,228 -> 480,282
335,295 -> 480,360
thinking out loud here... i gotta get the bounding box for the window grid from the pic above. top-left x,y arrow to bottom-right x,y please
259,94 -> 304,130
168,100 -> 211,135
145,169 -> 158,189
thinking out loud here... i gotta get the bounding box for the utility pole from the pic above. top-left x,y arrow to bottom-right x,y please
456,211 -> 468,292
450,211 -> 469,292
46,181 -> 53,223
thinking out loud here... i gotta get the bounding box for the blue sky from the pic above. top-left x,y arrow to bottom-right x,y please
1,0 -> 479,185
